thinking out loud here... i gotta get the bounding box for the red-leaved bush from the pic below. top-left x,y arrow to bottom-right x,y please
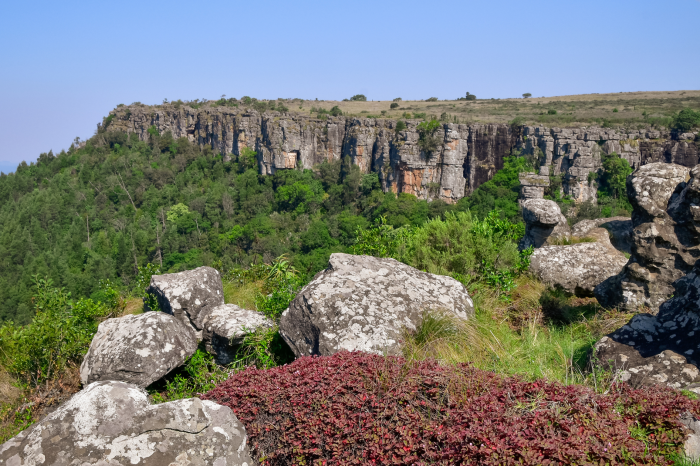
204,352 -> 700,465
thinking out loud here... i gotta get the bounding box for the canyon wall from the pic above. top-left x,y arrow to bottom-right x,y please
106,104 -> 699,203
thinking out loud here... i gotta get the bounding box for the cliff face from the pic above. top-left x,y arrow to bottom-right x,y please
106,105 -> 699,203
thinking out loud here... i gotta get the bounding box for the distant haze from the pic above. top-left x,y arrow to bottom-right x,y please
1,0 -> 698,165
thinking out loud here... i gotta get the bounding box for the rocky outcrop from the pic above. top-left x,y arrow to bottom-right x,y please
595,163 -> 699,312
529,228 -> 628,296
80,312 -> 197,387
279,253 -> 474,357
104,103 -> 698,205
519,199 -> 571,249
518,172 -> 550,202
0,380 -> 252,466
591,256 -> 700,391
147,266 -> 225,339
202,304 -> 274,365
571,216 -> 633,254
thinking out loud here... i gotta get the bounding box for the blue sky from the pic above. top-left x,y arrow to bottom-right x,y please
1,0 -> 698,171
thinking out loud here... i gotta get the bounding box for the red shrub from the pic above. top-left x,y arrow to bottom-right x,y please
204,352 -> 699,465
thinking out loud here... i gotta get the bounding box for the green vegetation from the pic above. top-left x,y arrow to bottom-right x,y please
390,102 -> 399,109
350,94 -> 367,101
671,108 -> 700,132
416,119 -> 442,155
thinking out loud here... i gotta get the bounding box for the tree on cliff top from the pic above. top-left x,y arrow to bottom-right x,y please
350,94 -> 367,101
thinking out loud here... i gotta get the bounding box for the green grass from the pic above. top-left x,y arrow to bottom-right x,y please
402,276 -> 634,388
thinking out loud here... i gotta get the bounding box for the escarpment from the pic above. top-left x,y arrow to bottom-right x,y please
103,104 -> 699,204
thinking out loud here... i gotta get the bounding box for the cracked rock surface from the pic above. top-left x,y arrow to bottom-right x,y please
147,266 -> 225,339
595,163 -> 700,312
279,253 -> 474,357
591,257 -> 700,391
80,312 -> 197,388
202,304 -> 274,365
0,380 -> 252,466
571,216 -> 633,254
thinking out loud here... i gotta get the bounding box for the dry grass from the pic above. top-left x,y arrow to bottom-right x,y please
223,279 -> 264,310
285,90 -> 700,128
121,298 -> 144,316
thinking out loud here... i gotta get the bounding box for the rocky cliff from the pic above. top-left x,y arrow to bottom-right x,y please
104,104 -> 699,204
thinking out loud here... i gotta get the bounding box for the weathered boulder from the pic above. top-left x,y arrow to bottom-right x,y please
529,230 -> 628,297
279,253 -> 474,357
0,380 -> 252,466
595,163 -> 697,312
571,216 -> 633,254
519,199 -> 571,249
591,258 -> 700,391
683,413 -> 700,461
147,266 -> 225,338
202,304 -> 274,365
519,172 -> 549,202
80,312 -> 197,388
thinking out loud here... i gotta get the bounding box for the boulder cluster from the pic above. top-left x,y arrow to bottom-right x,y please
1,258 -> 476,464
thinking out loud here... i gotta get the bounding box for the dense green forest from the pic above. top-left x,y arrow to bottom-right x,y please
0,128 -> 529,324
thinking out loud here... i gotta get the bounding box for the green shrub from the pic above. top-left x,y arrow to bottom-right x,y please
353,216 -> 413,259
547,109 -> 557,115
671,108 -> 700,132
395,120 -> 407,132
416,119 -> 442,155
522,93 -> 532,99
426,97 -> 438,102
350,94 -> 367,101
390,102 -> 399,109
392,97 -> 402,102
0,277 -> 114,387
329,105 -> 342,117
404,210 -> 529,292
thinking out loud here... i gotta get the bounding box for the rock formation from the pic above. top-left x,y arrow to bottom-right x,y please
103,103 -> 698,205
279,253 -> 474,357
202,304 -> 274,365
518,172 -> 550,202
595,163 -> 699,312
80,312 -> 197,387
571,216 -> 633,254
591,256 -> 700,391
147,266 -> 225,339
519,199 -> 571,249
0,380 -> 252,466
529,227 -> 628,297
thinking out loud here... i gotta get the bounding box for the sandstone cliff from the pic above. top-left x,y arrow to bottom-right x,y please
104,104 -> 699,203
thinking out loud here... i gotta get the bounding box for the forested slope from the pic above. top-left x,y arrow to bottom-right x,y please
0,131 -> 516,324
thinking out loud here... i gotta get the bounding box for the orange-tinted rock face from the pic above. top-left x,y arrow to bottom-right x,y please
106,104 -> 698,204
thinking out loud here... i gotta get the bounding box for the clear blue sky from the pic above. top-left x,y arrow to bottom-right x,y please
1,0 -> 698,171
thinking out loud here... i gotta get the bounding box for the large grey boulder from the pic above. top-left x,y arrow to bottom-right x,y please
529,228 -> 628,297
202,304 -> 274,365
519,199 -> 571,249
279,253 -> 474,357
591,257 -> 700,391
571,216 -> 633,254
147,266 -> 225,338
0,380 -> 252,466
519,172 -> 550,202
595,163 -> 696,312
80,312 -> 197,388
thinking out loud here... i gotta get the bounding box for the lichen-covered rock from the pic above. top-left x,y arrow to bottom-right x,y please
80,312 -> 197,388
147,266 -> 225,338
0,380 -> 252,466
529,229 -> 629,296
279,253 -> 474,357
202,304 -> 274,365
682,413 -> 700,461
595,163 -> 697,312
591,258 -> 700,391
518,172 -> 549,201
519,199 -> 571,249
571,216 -> 633,253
